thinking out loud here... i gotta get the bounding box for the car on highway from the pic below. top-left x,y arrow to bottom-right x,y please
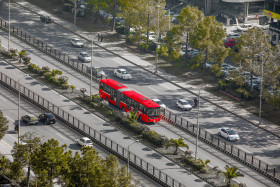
176,99 -> 192,111
88,67 -> 106,78
236,24 -> 253,32
114,68 -> 132,80
21,114 -> 38,125
40,15 -> 52,23
78,52 -> 91,63
39,113 -> 56,125
77,137 -> 94,147
152,99 -> 166,108
218,127 -> 240,141
71,38 -> 84,48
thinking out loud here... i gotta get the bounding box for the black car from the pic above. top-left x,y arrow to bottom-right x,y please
40,15 -> 52,23
39,113 -> 56,124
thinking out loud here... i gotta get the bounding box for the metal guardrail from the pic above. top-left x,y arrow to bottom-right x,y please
0,72 -> 184,187
0,16 -> 279,184
161,109 -> 280,184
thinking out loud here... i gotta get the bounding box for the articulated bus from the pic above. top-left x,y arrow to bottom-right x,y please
99,79 -> 161,123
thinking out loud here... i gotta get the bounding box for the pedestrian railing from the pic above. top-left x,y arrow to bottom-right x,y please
1,17 -> 279,184
0,72 -> 184,187
161,109 -> 280,184
0,18 -> 107,83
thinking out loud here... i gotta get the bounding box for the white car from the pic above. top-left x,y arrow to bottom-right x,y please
78,52 -> 91,63
218,128 -> 240,141
236,24 -> 253,32
77,137 -> 94,147
152,99 -> 166,108
176,99 -> 192,111
89,67 -> 106,78
71,38 -> 84,48
114,69 -> 132,80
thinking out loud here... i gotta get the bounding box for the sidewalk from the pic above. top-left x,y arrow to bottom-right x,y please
24,2 -> 279,137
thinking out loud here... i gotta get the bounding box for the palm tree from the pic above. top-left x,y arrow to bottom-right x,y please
165,138 -> 189,155
51,69 -> 62,77
18,50 -> 26,63
222,165 -> 244,186
197,159 -> 210,171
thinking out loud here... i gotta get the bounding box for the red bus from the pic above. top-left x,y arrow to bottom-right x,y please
99,79 -> 161,123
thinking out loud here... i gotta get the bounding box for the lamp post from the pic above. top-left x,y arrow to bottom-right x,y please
90,36 -> 93,98
195,90 -> 200,161
155,5 -> 160,73
168,2 -> 183,30
258,55 -> 264,124
8,0 -> 10,50
74,0 -> 76,25
127,140 -> 139,176
17,74 -> 27,145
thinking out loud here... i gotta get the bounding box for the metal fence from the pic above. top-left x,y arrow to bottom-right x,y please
161,109 -> 280,184
1,17 -> 279,184
0,72 -> 184,187
0,18 -> 107,82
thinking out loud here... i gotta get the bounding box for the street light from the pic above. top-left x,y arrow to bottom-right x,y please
90,36 -> 93,98
8,0 -> 10,50
74,0 -> 77,25
155,5 -> 160,73
258,55 -> 264,124
168,2 -> 183,30
17,74 -> 28,145
127,140 -> 139,176
195,90 -> 200,161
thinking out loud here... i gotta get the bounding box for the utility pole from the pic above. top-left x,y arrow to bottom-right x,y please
90,36 -> 93,98
8,0 -> 10,50
74,1 -> 76,25
155,5 -> 160,73
195,90 -> 200,160
259,56 -> 264,124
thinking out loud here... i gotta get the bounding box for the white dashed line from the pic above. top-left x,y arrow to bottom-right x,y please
0,96 -> 7,102
5,116 -> 15,123
56,133 -> 68,140
147,86 -> 159,93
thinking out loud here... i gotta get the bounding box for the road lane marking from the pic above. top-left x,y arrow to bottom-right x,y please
147,86 -> 159,93
5,116 -> 15,123
8,134 -> 17,141
0,96 -> 7,102
0,140 -> 13,149
56,133 -> 68,140
236,146 -> 252,154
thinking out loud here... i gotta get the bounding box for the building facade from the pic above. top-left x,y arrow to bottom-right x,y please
264,0 -> 280,45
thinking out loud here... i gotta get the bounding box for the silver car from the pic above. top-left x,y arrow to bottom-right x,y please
78,52 -> 91,63
218,128 -> 240,141
71,38 -> 84,48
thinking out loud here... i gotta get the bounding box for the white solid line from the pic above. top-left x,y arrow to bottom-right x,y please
56,133 -> 68,140
5,116 -> 15,123
147,86 -> 159,93
236,146 -> 252,154
8,134 -> 17,141
0,140 -> 13,149
0,96 -> 7,102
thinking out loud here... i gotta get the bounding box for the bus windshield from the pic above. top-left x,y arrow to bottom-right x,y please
147,107 -> 160,117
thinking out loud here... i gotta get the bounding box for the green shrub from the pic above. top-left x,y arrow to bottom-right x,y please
142,130 -> 165,147
22,55 -> 31,63
236,88 -> 251,99
138,43 -> 149,52
44,72 -> 53,80
125,36 -> 135,45
218,79 -> 231,90
28,63 -> 37,71
33,66 -> 42,74
61,83 -> 69,89
42,66 -> 50,72
58,76 -> 68,84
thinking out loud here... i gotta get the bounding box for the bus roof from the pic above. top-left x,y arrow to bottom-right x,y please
100,79 -> 128,90
100,79 -> 160,108
122,90 -> 160,108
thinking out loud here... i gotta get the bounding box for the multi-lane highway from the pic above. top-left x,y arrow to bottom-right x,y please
0,81 -> 159,187
0,0 -> 279,169
0,1 -> 279,186
1,34 -> 279,186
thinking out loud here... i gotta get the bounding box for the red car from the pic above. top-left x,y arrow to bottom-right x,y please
224,39 -> 236,48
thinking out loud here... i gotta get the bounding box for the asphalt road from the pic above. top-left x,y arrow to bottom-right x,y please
1,32 -> 279,187
0,61 -> 211,187
0,1 -> 279,170
0,84 -> 158,187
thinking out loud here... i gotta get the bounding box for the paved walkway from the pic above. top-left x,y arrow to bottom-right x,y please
15,0 -> 280,137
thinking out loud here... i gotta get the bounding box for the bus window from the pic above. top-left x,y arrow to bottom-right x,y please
147,107 -> 160,117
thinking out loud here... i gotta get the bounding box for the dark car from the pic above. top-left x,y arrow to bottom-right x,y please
40,15 -> 52,23
39,113 -> 56,124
